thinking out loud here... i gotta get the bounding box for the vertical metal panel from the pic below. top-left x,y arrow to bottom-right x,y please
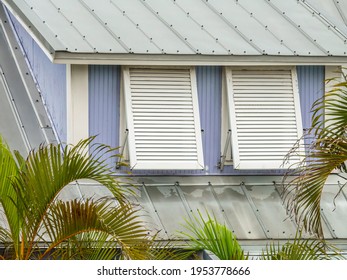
297,66 -> 325,150
297,66 -> 325,130
196,66 -> 222,174
8,12 -> 67,143
89,65 -> 120,168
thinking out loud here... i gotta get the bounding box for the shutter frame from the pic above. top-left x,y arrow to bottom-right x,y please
226,67 -> 303,169
123,66 -> 204,170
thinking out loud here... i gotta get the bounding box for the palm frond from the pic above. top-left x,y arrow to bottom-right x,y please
180,211 -> 246,260
9,137 -> 129,258
139,234 -> 197,260
0,136 -> 21,258
40,198 -> 149,260
260,230 -> 342,260
284,72 -> 347,237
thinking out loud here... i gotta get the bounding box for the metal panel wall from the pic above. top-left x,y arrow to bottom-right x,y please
297,66 -> 325,131
196,66 -> 222,174
89,65 -> 121,169
8,12 -> 67,143
91,65 -> 325,176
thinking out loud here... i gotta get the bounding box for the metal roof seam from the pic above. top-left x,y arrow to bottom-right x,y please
142,183 -> 170,238
208,182 -> 235,232
47,0 -> 95,52
321,207 -> 337,238
264,0 -> 329,56
240,182 -> 270,239
2,1 -> 58,57
203,0 -> 264,55
172,0 -> 230,54
300,0 -> 347,43
333,0 -> 347,27
236,1 -> 296,55
139,0 -> 198,54
108,0 -> 164,54
0,66 -> 31,152
2,5 -> 59,145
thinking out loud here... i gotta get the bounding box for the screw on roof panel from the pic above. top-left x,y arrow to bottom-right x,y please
140,0 -> 198,53
203,0 -> 264,54
300,0 -> 347,43
79,0 -> 131,52
266,0 -> 329,55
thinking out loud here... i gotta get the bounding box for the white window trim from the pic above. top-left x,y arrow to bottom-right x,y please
121,66 -> 204,170
222,66 -> 303,170
66,64 -> 89,146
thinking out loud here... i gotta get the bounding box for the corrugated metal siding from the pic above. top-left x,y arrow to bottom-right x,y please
196,66 -> 222,174
89,65 -> 120,169
297,65 -> 325,131
8,12 -> 67,143
88,65 -> 323,175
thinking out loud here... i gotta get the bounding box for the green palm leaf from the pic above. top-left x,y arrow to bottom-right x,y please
0,136 -> 158,259
284,72 -> 347,237
260,231 -> 342,260
180,211 -> 246,260
40,198 -> 148,260
0,136 -> 22,258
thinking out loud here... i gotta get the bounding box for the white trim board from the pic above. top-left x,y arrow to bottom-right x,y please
66,64 -> 89,145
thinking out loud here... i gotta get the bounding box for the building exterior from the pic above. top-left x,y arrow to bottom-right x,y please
1,0 -> 347,256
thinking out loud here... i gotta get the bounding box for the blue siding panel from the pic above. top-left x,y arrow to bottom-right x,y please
89,65 -> 120,168
91,66 -> 325,176
8,12 -> 67,143
196,66 -> 222,174
297,66 -> 325,130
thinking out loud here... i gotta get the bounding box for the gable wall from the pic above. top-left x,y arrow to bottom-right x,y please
8,11 -> 67,143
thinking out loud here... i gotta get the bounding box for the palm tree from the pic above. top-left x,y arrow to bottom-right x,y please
180,211 -> 247,260
283,70 -> 347,238
181,211 -> 341,260
0,136 -> 153,259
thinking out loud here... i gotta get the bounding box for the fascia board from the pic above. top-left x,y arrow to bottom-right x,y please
53,52 -> 347,66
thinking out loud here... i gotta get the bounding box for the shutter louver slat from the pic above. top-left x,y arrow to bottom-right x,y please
227,68 -> 303,169
123,67 -> 204,170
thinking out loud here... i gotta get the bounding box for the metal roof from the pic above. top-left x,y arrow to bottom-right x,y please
57,175 -> 347,242
2,0 -> 347,64
0,4 -> 56,155
2,174 -> 347,255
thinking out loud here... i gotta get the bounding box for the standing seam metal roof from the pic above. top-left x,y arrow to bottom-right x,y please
1,0 -> 347,61
56,175 -> 347,243
0,4 -> 56,155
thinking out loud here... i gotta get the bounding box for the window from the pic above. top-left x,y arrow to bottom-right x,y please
221,67 -> 303,169
121,67 -> 204,170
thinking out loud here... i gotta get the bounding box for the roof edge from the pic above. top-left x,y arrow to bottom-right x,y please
53,52 -> 347,66
1,1 -> 55,62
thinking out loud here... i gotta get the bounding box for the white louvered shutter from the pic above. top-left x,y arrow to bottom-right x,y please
123,67 -> 204,170
225,67 -> 303,169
